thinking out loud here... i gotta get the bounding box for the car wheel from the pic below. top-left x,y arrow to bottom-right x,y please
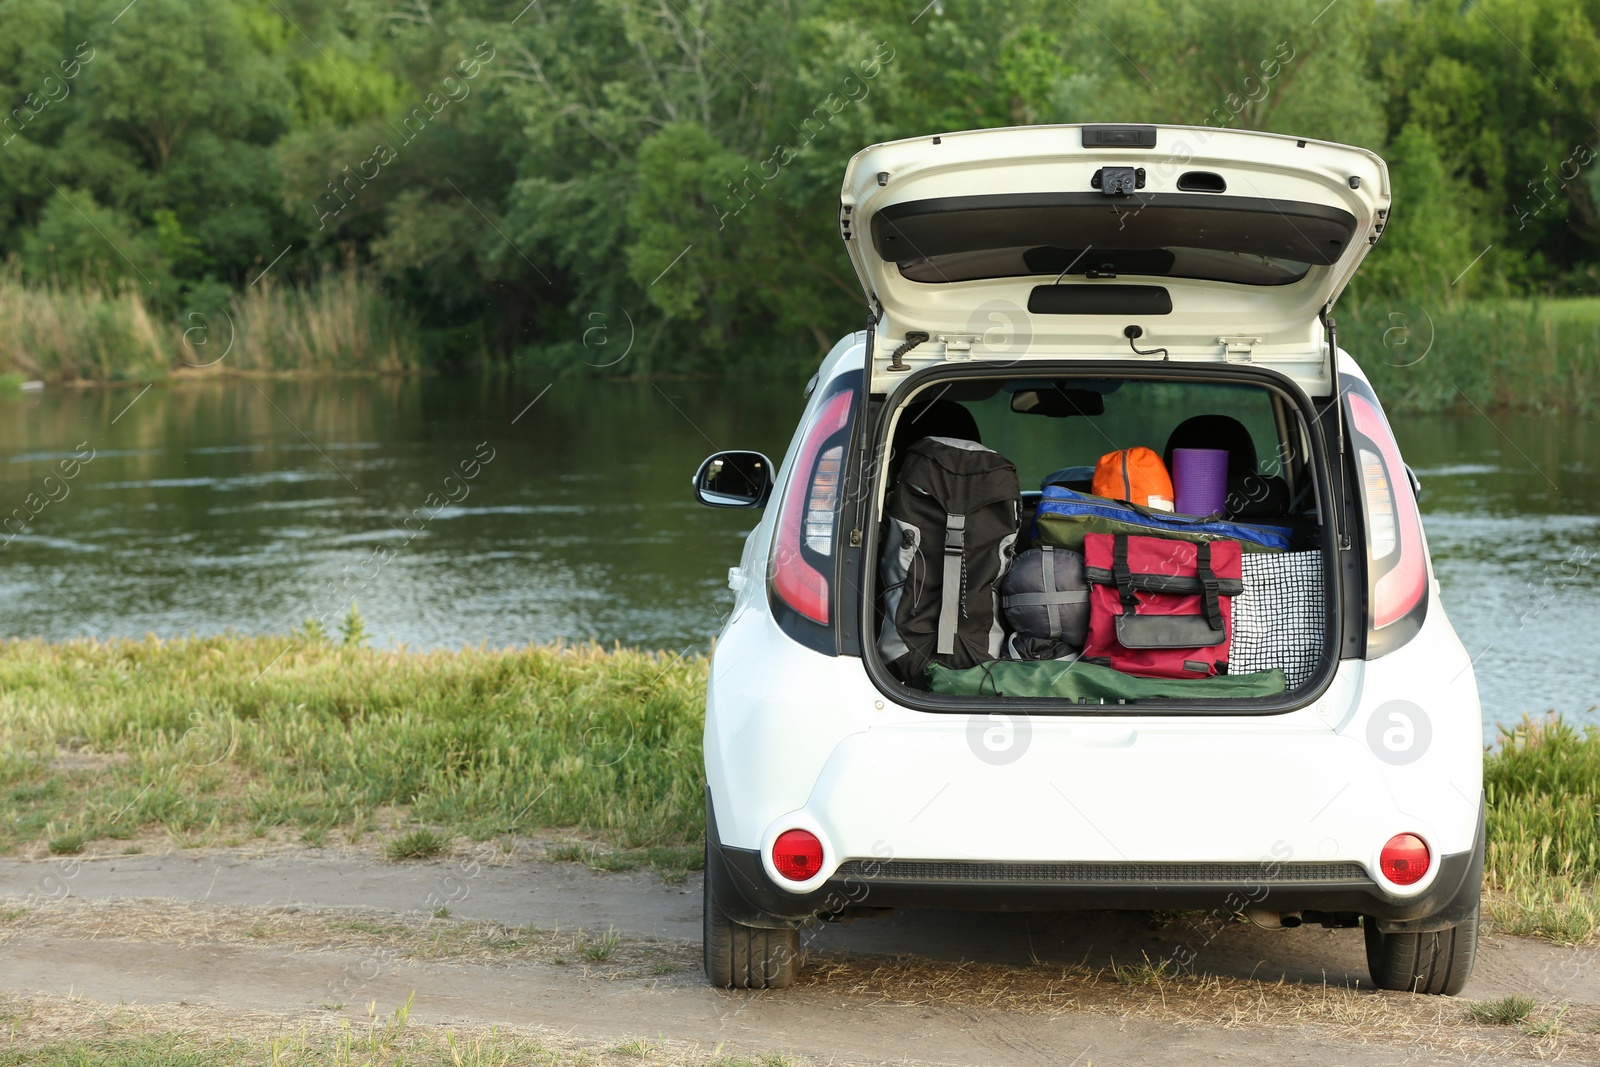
702,845 -> 798,989
1362,903 -> 1479,995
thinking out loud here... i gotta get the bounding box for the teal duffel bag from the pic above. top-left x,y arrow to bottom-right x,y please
926,658 -> 1286,701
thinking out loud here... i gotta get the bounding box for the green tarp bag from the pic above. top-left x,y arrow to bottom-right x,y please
1034,485 -> 1293,554
926,658 -> 1286,701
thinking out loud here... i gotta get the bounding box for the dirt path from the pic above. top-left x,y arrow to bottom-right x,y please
3,846 -> 1597,1065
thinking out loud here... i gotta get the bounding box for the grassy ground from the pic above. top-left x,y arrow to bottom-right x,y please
0,269 -> 421,383
0,633 -> 706,877
3,635 -> 1599,941
5,921 -> 1597,1061
0,995 -> 798,1066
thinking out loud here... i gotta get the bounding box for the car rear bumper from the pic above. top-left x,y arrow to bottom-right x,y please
707,794 -> 1485,934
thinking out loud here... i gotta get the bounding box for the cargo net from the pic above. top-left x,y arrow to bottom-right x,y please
1230,551 -> 1325,689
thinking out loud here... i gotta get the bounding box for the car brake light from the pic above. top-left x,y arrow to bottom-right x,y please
772,829 -> 824,881
772,388 -> 855,626
1379,833 -> 1430,886
1344,388 -> 1428,649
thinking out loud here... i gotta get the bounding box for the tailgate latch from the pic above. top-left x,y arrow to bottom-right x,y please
1092,166 -> 1145,196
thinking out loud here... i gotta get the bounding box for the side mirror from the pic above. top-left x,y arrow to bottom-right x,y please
693,450 -> 774,508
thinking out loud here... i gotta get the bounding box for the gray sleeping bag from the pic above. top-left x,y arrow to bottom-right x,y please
999,545 -> 1089,659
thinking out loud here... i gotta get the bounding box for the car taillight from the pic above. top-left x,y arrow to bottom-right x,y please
1344,385 -> 1428,654
1379,833 -> 1430,886
772,386 -> 855,629
772,829 -> 824,882
805,445 -> 843,555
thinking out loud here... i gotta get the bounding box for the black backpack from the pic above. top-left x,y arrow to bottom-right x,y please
877,436 -> 1021,682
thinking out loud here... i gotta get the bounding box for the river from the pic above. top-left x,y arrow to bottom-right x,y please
1,377 -> 1593,742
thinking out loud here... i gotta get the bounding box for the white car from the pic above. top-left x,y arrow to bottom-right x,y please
693,124 -> 1483,995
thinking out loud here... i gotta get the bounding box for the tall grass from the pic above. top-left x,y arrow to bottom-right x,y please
0,281 -> 168,382
0,269 -> 422,382
1344,297 -> 1600,413
1484,714 -> 1600,942
7,263 -> 1600,407
226,270 -> 419,374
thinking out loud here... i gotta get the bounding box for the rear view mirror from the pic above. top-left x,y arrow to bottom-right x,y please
693,450 -> 774,508
1011,386 -> 1106,417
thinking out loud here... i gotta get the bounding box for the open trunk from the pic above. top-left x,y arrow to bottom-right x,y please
860,362 -> 1343,711
834,124 -> 1380,710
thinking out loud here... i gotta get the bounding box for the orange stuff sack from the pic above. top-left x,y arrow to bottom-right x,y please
1092,447 -> 1175,512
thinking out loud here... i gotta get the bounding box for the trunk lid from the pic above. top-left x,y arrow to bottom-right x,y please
839,124 -> 1390,395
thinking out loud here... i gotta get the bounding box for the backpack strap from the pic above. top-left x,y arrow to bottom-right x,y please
936,513 -> 966,655
1112,534 -> 1139,617
1196,540 -> 1224,631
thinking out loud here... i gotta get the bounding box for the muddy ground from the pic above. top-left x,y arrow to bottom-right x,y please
3,844 -> 1598,1065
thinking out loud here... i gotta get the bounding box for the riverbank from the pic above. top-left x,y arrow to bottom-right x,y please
0,271 -> 421,382
0,632 -> 705,879
6,276 -> 1600,412
2,633 -> 1595,941
1348,296 -> 1600,413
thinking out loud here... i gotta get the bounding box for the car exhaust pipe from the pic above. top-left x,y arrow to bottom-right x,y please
1246,908 -> 1304,930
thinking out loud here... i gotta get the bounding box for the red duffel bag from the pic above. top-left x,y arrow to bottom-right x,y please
1082,532 -> 1244,679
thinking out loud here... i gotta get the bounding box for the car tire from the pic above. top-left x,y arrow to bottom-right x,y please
1362,903 -> 1479,995
703,859 -> 798,989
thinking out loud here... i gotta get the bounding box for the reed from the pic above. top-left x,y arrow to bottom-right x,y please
0,269 -> 422,382
6,267 -> 1600,408
0,280 -> 167,382
225,270 -> 419,373
1344,297 -> 1600,413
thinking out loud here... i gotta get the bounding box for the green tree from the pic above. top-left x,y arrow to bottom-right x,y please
1373,0 -> 1600,293
9,0 -> 1600,374
20,186 -> 163,286
1052,0 -> 1386,146
1350,125 -> 1482,301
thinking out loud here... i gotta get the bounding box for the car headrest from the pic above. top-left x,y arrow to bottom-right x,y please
892,399 -> 981,457
1163,415 -> 1259,482
1163,415 -> 1298,517
1230,473 -> 1291,517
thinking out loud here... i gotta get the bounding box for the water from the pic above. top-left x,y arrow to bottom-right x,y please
0,378 -> 800,658
1,379 -> 1595,740
1395,413 -> 1600,740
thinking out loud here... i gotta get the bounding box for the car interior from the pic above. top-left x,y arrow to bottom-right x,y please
881,376 -> 1320,553
868,373 -> 1334,701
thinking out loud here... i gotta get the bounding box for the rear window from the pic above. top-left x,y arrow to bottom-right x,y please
949,378 -> 1284,494
872,193 -> 1357,287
